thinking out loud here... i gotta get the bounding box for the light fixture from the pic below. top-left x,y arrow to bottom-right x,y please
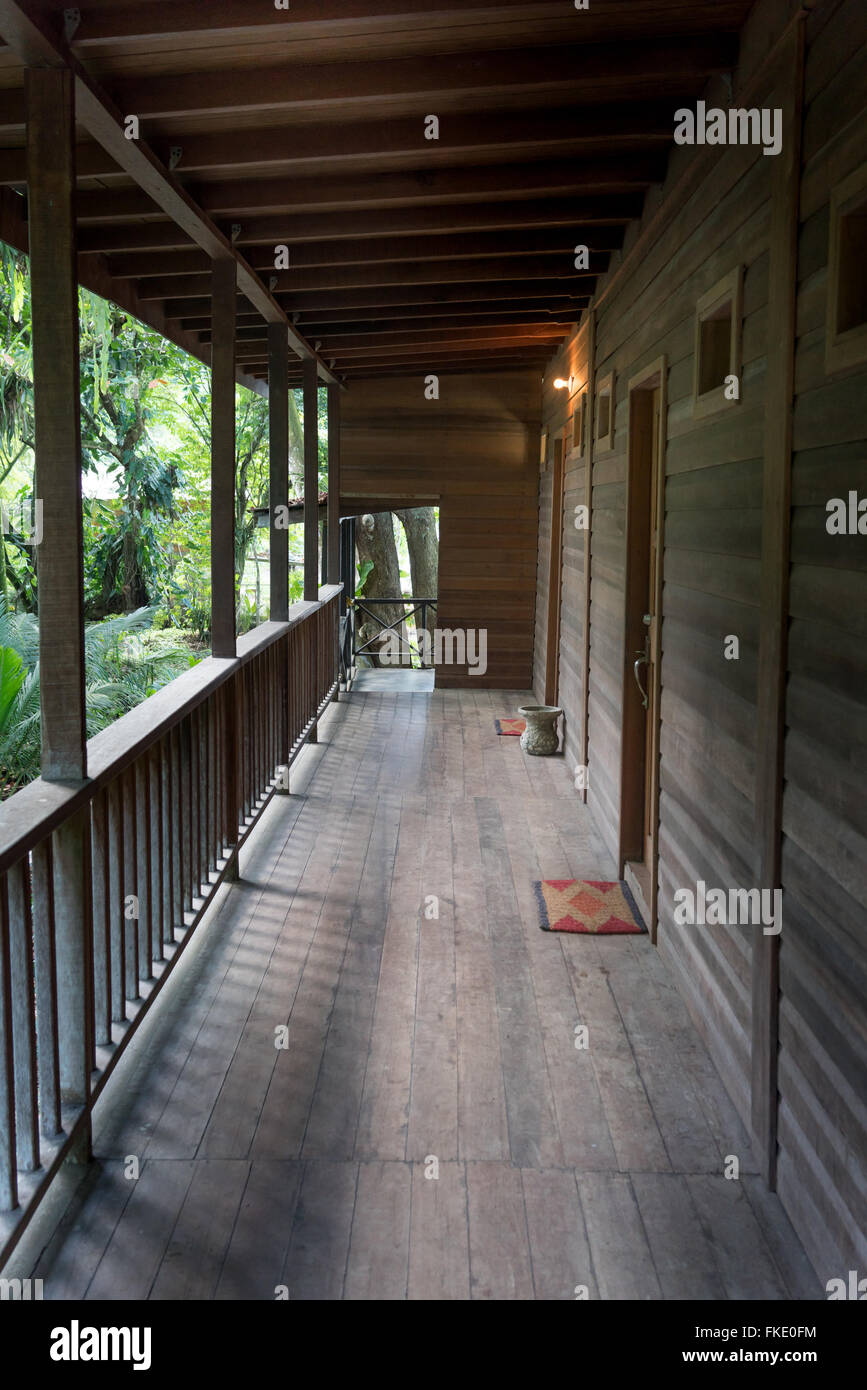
553,375 -> 574,391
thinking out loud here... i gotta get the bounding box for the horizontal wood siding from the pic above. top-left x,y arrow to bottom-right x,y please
777,0 -> 867,1283
531,0 -> 865,1282
341,371 -> 541,688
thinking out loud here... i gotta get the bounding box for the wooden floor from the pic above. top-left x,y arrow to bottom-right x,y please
22,688 -> 821,1300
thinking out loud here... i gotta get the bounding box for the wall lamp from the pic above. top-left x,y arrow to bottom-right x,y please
553,375 -> 574,391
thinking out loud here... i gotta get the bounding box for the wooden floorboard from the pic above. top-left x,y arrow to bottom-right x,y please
16,691 -> 821,1300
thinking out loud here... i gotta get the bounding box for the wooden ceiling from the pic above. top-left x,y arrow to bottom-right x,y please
0,0 -> 752,384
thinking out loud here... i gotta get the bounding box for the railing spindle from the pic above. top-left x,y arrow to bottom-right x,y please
31,840 -> 61,1137
107,778 -> 125,1024
90,792 -> 111,1046
135,758 -> 151,981
8,860 -> 38,1172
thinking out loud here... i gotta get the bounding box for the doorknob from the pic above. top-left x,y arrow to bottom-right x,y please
633,652 -> 649,709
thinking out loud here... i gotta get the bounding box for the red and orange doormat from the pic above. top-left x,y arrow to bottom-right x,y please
535,879 -> 645,934
494,717 -> 526,736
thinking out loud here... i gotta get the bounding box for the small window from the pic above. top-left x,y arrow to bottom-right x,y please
826,163 -> 867,374
595,372 -> 614,451
693,267 -> 742,418
540,429 -> 548,471
571,390 -> 588,457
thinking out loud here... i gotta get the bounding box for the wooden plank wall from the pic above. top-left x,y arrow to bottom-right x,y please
340,371 -> 541,688
776,0 -> 867,1282
533,0 -> 866,1281
533,326 -> 592,789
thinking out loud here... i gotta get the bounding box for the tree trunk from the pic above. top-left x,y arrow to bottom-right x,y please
354,512 -> 410,667
395,507 -> 438,655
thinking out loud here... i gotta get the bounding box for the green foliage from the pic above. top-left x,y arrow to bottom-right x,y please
0,599 -> 197,795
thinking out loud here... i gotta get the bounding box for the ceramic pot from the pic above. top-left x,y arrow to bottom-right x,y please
517,704 -> 563,755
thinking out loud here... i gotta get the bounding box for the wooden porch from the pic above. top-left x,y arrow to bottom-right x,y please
15,688 -> 819,1301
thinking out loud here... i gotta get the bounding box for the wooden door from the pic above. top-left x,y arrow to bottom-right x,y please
643,388 -> 661,870
620,363 -> 666,937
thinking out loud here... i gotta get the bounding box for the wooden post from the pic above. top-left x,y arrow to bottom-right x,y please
752,18 -> 805,1189
269,323 -> 290,623
327,383 -> 341,584
211,257 -> 237,658
303,357 -> 319,602
26,68 -> 87,783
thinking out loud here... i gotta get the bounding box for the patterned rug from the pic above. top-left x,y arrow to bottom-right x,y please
494,717 -> 526,736
535,879 -> 646,934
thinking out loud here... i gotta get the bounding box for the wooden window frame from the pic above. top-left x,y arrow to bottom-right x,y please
692,266 -> 743,419
595,371 -> 614,452
825,161 -> 867,375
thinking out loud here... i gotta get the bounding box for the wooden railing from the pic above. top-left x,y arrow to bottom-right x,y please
0,585 -> 341,1266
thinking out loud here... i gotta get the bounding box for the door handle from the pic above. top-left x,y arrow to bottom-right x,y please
633,653 -> 649,709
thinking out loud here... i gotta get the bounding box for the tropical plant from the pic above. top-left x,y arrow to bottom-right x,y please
0,600 -> 196,795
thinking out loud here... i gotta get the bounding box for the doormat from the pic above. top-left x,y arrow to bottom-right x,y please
494,717 -> 526,736
535,879 -> 646,934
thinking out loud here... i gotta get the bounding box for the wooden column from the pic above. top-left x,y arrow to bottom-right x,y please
327,383 -> 341,584
210,257 -> 237,658
303,357 -> 320,602
752,19 -> 805,1188
268,324 -> 290,623
26,68 -> 86,783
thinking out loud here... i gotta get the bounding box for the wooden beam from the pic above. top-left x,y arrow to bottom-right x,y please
303,359 -> 319,602
106,231 -> 617,280
167,292 -> 584,322
0,102 -> 676,185
210,258 -> 237,659
71,158 -> 657,227
78,199 -> 641,253
280,282 -> 589,315
269,323 -> 290,624
136,259 -> 596,302
107,39 -> 737,122
52,0 -> 752,49
327,385 -> 341,586
26,67 -> 87,783
0,0 -> 338,386
298,313 -> 579,336
190,157 -> 661,217
752,16 -> 806,1191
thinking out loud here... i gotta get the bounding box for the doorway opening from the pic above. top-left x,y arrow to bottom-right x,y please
341,506 -> 439,689
619,358 -> 667,939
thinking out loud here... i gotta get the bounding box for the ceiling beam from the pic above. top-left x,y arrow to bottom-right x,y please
165,290 -> 585,321
105,231 -> 617,280
162,281 -> 589,317
45,0 -> 751,49
77,198 -> 640,253
0,0 -> 338,386
136,258 -> 596,302
0,103 -> 684,185
102,39 -> 737,122
71,156 -> 661,225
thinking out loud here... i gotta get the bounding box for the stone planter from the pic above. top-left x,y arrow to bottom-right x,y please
517,704 -> 563,755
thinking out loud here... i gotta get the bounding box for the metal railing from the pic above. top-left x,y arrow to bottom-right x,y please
0,585 -> 341,1266
349,596 -> 438,670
